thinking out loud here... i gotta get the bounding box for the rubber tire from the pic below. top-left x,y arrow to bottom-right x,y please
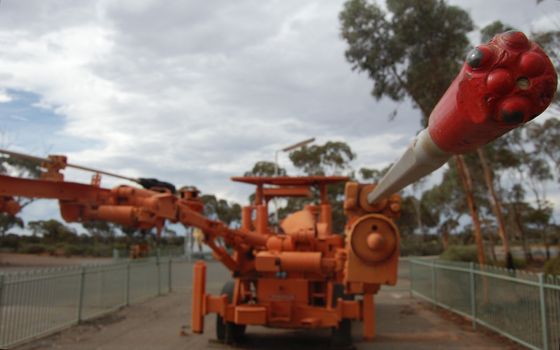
331,284 -> 353,348
215,280 -> 246,344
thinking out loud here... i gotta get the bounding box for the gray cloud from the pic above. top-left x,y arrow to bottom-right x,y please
0,0 -> 558,215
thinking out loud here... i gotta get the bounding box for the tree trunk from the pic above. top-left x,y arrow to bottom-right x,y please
455,155 -> 486,265
412,198 -> 424,239
486,230 -> 498,264
511,203 -> 532,262
441,224 -> 449,250
477,148 -> 513,268
541,222 -> 550,260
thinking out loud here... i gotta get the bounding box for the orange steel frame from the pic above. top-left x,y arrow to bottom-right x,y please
0,157 -> 401,342
190,177 -> 400,341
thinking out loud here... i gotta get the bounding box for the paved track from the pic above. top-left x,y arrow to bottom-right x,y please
15,261 -> 522,350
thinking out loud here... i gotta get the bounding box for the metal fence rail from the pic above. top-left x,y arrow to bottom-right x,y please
410,259 -> 560,350
0,257 -> 193,349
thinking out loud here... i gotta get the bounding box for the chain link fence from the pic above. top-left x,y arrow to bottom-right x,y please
410,258 -> 560,350
0,257 -> 194,349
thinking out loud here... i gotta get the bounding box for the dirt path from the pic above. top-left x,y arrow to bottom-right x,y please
14,261 -> 523,350
0,253 -> 112,270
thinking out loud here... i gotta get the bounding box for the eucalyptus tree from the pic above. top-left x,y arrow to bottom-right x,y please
339,0 -> 491,263
244,161 -> 286,177
0,152 -> 42,237
288,141 -> 355,232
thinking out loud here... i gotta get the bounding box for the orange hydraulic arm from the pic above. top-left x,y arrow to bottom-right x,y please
0,174 -> 111,203
0,173 -> 176,232
0,165 -> 267,272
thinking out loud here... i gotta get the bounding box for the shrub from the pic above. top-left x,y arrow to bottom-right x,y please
544,256 -> 560,275
63,244 -> 87,257
440,245 -> 479,263
489,257 -> 527,269
400,236 -> 444,256
18,243 -> 48,255
0,234 -> 20,251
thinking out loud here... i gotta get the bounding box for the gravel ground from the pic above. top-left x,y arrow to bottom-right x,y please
13,260 -> 524,350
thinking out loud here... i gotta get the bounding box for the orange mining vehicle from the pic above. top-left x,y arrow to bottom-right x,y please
0,155 -> 400,345
191,176 -> 401,345
0,31 -> 556,347
0,157 -> 400,343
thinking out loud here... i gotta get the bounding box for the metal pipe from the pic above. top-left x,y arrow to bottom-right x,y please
367,31 -> 557,205
0,148 -> 139,183
367,130 -> 449,204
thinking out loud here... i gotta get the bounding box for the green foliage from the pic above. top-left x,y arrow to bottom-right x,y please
244,161 -> 286,177
59,243 -> 113,257
0,213 -> 24,237
18,243 -> 50,255
480,21 -> 515,43
544,256 -> 560,275
400,235 -> 443,256
243,142 -> 356,232
359,164 -> 391,182
82,221 -> 115,241
289,141 -> 355,176
201,195 -> 241,227
0,153 -> 43,237
0,233 -> 21,250
490,257 -> 527,269
0,154 -> 42,178
440,245 -> 479,262
532,30 -> 560,109
526,119 -> 560,178
28,219 -> 78,243
340,0 -> 473,124
397,196 -> 420,236
441,245 -> 527,268
288,141 -> 355,233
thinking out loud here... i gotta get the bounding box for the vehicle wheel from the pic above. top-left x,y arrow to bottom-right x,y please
225,322 -> 246,344
331,284 -> 353,348
215,280 -> 246,344
216,314 -> 226,342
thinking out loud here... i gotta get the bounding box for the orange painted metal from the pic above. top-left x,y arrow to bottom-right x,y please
263,186 -> 311,201
234,306 -> 267,325
362,293 -> 375,340
0,174 -> 111,203
191,261 -> 206,334
204,294 -> 227,316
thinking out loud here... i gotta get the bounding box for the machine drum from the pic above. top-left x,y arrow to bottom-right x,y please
349,214 -> 398,264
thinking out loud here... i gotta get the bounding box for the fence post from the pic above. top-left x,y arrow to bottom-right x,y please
168,258 -> 173,293
469,262 -> 477,330
409,259 -> 414,298
538,273 -> 549,350
431,260 -> 437,304
0,274 -> 4,329
126,262 -> 131,306
157,254 -> 162,296
77,267 -> 86,323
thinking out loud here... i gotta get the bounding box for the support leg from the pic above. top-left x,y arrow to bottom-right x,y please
362,293 -> 375,341
192,260 -> 206,333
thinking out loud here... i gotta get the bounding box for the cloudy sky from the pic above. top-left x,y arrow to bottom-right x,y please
1,0 -> 559,230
